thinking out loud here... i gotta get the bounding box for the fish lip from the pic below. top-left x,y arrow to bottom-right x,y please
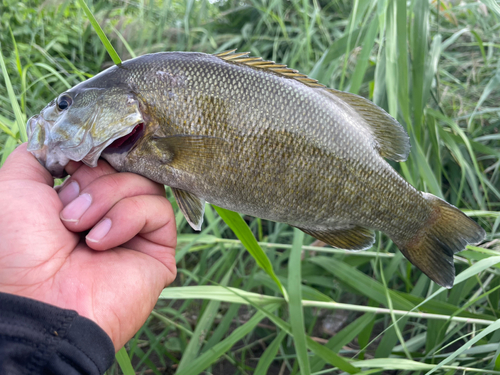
26,115 -> 69,177
26,114 -> 52,151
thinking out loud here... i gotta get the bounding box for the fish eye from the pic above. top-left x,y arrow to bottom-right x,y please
57,95 -> 72,111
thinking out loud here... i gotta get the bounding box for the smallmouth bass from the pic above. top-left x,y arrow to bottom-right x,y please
27,50 -> 485,288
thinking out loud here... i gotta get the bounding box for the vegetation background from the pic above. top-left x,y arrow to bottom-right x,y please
1,0 -> 500,374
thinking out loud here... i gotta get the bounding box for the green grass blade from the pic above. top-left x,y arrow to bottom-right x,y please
201,303 -> 240,354
424,319 -> 500,375
112,26 -> 137,59
306,338 -> 359,374
214,286 -> 360,374
410,138 -> 443,197
470,29 -> 487,64
176,267 -> 233,373
429,108 -> 487,208
288,229 -> 310,374
349,17 -> 378,95
160,285 -> 495,324
254,330 -> 287,374
481,0 -> 500,17
0,114 -> 17,139
369,256 -> 500,355
175,304 -> 281,375
309,256 -> 414,310
159,285 -> 284,305
339,0 -> 359,91
468,61 -> 500,132
350,358 -> 500,373
410,0 -> 429,141
115,347 -> 135,375
385,0 -> 398,118
310,313 -> 375,372
308,28 -> 362,82
396,0 -> 410,125
454,256 -> 500,285
0,46 -> 26,142
33,63 -> 72,89
76,0 -> 122,65
175,216 -> 221,262
213,205 -> 286,296
380,262 -> 412,360
8,27 -> 22,77
422,34 -> 442,109
0,137 -> 17,166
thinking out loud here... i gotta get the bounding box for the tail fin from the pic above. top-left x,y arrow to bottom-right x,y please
395,193 -> 486,288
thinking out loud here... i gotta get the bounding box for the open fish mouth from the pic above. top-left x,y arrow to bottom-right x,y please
26,115 -> 145,178
102,122 -> 145,155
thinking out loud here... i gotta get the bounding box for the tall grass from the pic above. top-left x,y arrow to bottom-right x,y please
1,0 -> 500,374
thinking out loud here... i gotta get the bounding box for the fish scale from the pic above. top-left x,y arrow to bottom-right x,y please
27,51 -> 485,288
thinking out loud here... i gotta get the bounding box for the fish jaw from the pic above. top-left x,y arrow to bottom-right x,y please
26,112 -> 144,177
27,114 -> 70,178
26,112 -> 93,177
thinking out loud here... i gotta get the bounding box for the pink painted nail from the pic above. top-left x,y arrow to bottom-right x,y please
86,218 -> 112,242
60,193 -> 92,222
58,181 -> 80,206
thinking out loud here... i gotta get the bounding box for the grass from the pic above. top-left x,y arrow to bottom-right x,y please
1,0 -> 500,374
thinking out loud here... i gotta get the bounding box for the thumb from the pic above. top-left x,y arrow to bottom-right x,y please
0,143 -> 53,186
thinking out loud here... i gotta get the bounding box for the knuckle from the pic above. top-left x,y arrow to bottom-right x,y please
100,173 -> 123,193
129,196 -> 147,212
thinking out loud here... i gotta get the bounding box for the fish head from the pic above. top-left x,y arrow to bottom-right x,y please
27,84 -> 145,177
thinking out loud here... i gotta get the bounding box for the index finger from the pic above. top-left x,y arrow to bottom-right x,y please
57,159 -> 165,207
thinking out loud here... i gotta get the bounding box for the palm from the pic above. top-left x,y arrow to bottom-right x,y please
0,145 -> 177,350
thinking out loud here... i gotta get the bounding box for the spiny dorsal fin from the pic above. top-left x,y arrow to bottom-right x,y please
214,50 -> 410,162
326,88 -> 410,162
214,49 -> 238,57
214,50 -> 325,88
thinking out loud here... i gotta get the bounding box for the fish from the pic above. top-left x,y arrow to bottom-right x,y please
26,50 -> 486,288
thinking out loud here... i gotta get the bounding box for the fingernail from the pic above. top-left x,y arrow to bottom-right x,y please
86,218 -> 112,242
60,193 -> 92,222
58,181 -> 80,206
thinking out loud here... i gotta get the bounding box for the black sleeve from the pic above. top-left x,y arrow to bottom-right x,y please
0,292 -> 115,375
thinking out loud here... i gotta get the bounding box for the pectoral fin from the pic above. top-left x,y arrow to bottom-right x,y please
172,188 -> 205,230
295,225 -> 375,250
152,135 -> 226,171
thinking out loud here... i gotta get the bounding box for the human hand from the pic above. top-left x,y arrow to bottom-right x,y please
0,144 -> 177,351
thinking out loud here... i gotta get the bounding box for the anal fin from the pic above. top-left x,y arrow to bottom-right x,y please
172,188 -> 205,231
295,225 -> 375,251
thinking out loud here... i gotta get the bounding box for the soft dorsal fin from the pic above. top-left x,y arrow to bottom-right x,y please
326,88 -> 410,162
214,50 -> 410,162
